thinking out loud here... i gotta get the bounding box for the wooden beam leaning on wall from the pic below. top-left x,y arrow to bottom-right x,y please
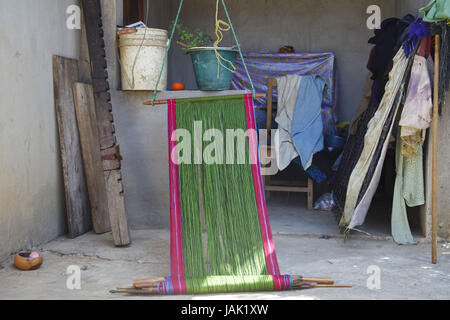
81,0 -> 130,246
73,83 -> 111,235
53,56 -> 92,238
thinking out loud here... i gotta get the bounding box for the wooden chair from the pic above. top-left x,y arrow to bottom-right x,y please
260,78 -> 314,210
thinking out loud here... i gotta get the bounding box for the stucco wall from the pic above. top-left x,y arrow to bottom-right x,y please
0,0 -> 81,261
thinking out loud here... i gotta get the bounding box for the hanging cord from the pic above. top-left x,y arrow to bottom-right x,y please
151,0 -> 184,105
220,0 -> 256,96
213,0 -> 236,78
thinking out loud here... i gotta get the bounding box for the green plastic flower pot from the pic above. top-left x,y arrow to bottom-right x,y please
189,47 -> 238,91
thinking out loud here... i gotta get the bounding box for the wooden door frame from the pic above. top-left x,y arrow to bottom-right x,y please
123,0 -> 144,26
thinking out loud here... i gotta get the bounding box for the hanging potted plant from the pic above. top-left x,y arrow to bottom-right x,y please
169,20 -> 238,91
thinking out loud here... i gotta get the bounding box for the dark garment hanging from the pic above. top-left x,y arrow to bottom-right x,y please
333,99 -> 380,213
431,22 -> 450,113
368,16 -> 414,103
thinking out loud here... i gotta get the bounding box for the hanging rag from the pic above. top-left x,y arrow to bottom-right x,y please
342,49 -> 410,228
400,56 -> 433,132
391,130 -> 424,245
420,0 -> 450,23
273,75 -> 302,171
401,18 -> 432,58
291,75 -> 326,170
334,17 -> 415,218
346,53 -> 414,230
399,54 -> 433,157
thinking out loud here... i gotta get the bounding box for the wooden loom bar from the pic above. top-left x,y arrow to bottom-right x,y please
142,93 -> 266,105
432,34 -> 440,264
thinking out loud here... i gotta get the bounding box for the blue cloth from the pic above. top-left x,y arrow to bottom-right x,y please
291,75 -> 326,169
401,18 -> 431,58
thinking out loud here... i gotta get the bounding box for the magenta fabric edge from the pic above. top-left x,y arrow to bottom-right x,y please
167,99 -> 187,294
243,94 -> 282,290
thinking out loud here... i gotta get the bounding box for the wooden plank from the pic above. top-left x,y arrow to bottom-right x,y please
268,180 -> 308,187
73,83 -> 111,234
52,56 -> 91,238
266,78 -> 276,133
82,0 -> 131,246
307,178 -> 314,210
105,170 -> 130,246
432,34 -> 440,264
264,186 -> 309,193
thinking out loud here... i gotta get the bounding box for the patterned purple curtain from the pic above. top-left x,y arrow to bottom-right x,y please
231,52 -> 338,135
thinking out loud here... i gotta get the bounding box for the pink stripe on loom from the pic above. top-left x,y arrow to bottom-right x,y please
243,94 -> 282,290
167,99 -> 186,294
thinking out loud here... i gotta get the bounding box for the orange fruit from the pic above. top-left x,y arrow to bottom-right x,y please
172,82 -> 185,91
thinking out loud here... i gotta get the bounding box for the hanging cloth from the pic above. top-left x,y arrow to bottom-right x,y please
399,54 -> 433,157
419,0 -> 450,23
391,130 -> 425,245
273,75 -> 302,171
342,49 -> 410,228
291,75 -> 326,170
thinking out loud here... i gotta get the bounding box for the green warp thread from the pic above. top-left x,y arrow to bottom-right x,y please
175,96 -> 272,293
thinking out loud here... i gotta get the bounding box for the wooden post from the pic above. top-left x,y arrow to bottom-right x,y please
73,83 -> 111,234
432,34 -> 440,264
52,56 -> 92,237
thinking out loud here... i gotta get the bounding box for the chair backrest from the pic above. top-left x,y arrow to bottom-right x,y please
266,77 -> 277,137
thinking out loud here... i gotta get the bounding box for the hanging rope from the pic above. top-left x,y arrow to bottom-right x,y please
151,0 -> 256,104
151,0 -> 184,105
220,0 -> 256,96
213,0 -> 237,77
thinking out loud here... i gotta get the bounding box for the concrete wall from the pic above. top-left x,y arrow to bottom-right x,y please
166,0 -> 397,122
0,0 -> 81,261
396,0 -> 429,17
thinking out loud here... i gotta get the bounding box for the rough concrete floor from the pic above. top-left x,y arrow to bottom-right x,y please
0,228 -> 449,300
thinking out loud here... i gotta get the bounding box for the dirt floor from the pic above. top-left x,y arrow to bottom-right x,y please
0,226 -> 449,300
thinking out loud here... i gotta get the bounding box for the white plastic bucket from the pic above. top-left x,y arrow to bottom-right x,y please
118,28 -> 168,91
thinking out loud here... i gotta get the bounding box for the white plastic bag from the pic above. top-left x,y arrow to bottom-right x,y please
313,193 -> 335,211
